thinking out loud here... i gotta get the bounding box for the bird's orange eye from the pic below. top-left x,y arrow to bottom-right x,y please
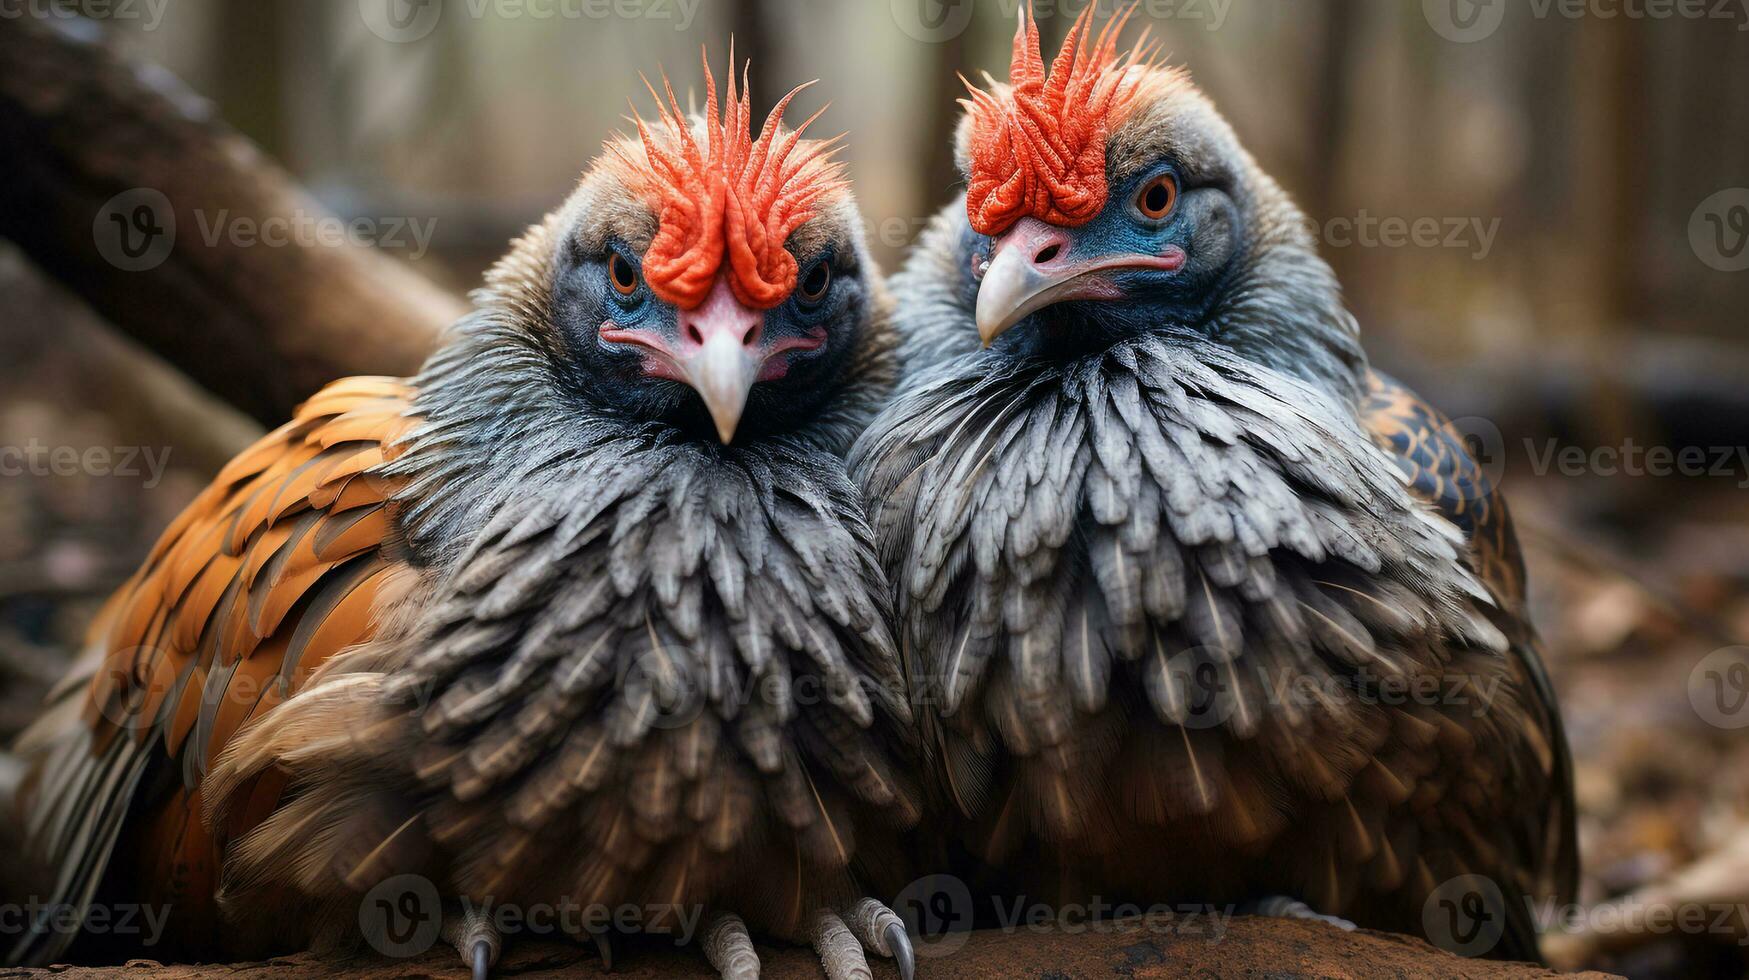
608,252 -> 639,296
1136,175 -> 1178,220
797,261 -> 831,304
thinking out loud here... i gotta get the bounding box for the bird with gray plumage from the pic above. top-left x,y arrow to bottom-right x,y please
850,8 -> 1575,961
9,53 -> 919,980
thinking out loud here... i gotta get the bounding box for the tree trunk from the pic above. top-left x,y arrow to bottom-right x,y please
0,16 -> 461,426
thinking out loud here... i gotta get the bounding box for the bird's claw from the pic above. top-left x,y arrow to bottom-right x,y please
698,901 -> 914,980
703,911 -> 760,980
1243,894 -> 1357,932
813,898 -> 915,980
883,920 -> 916,980
440,901 -> 502,980
588,927 -> 614,971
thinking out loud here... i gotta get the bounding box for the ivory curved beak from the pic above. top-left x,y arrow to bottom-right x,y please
974,218 -> 1188,347
601,274 -> 825,444
685,329 -> 761,444
976,245 -> 1101,347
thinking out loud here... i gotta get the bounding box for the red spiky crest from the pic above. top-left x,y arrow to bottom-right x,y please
610,47 -> 846,310
962,3 -> 1154,237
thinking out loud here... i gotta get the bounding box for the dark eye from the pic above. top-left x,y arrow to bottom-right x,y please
608,252 -> 639,296
1135,174 -> 1178,220
797,261 -> 831,304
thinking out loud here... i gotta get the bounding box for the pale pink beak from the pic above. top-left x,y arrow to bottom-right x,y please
673,278 -> 765,443
600,276 -> 823,444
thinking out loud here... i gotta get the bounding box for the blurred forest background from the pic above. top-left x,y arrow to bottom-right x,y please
1,1 -> 1748,977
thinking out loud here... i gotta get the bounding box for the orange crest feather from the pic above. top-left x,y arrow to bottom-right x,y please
962,4 -> 1154,237
612,49 -> 846,310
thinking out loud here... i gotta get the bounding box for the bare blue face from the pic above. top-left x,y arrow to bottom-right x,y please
549,234 -> 867,443
966,163 -> 1244,358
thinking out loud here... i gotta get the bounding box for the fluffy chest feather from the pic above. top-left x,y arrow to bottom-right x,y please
201,420 -> 920,940
851,335 -> 1509,820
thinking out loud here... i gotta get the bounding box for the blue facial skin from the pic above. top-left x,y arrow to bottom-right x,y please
964,164 -> 1244,360
550,237 -> 866,442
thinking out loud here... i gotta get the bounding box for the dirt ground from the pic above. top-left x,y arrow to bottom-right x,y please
0,917 -> 1620,979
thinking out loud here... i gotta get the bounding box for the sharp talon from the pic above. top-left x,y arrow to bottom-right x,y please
443,902 -> 502,980
471,939 -> 491,980
591,929 -> 615,971
838,898 -> 912,979
883,920 -> 915,980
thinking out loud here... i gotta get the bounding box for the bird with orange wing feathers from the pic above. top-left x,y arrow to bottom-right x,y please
8,52 -> 920,980
852,7 -> 1577,962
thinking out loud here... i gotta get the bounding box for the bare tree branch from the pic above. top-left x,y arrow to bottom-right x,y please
0,15 -> 461,425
